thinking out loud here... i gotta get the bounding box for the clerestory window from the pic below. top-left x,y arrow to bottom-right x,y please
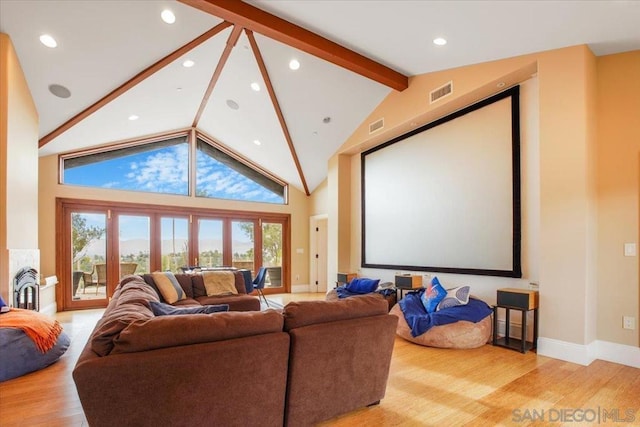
61,133 -> 287,204
196,138 -> 286,204
62,136 -> 189,195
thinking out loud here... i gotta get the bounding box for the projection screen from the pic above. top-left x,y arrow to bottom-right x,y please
361,86 -> 521,277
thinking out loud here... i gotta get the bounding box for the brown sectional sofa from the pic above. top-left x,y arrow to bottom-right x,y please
142,271 -> 261,311
73,276 -> 398,427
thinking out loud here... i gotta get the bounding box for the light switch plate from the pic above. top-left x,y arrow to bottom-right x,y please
624,243 -> 636,257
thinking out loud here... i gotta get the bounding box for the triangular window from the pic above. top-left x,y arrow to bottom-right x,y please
62,136 -> 189,195
196,138 -> 286,204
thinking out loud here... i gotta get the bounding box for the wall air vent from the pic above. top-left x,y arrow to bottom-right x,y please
369,118 -> 384,134
429,81 -> 453,104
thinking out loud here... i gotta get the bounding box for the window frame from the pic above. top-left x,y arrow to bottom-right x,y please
56,197 -> 291,311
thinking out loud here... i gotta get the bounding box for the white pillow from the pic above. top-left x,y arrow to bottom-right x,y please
436,285 -> 470,311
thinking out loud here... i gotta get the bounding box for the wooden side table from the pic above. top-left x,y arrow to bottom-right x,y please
492,288 -> 539,353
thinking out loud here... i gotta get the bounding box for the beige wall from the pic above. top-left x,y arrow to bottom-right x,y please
309,178 -> 328,216
38,154 -> 311,304
1,33 -> 39,303
596,51 -> 640,346
329,45 -> 639,349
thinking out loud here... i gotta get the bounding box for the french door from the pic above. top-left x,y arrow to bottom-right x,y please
58,198 -> 289,310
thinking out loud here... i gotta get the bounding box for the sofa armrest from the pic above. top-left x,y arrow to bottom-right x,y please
74,333 -> 290,427
285,314 -> 398,426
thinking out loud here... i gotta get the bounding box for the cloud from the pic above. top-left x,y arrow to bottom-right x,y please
126,145 -> 189,194
195,153 -> 281,203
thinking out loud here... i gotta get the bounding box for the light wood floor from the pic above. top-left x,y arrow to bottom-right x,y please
1,293 -> 638,427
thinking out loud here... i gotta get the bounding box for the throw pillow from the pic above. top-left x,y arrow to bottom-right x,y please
151,271 -> 186,304
0,295 -> 9,313
345,277 -> 380,294
149,301 -> 229,316
421,276 -> 447,313
436,285 -> 471,311
202,271 -> 238,296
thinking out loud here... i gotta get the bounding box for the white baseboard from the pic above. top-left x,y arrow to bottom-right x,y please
39,302 -> 57,316
593,340 -> 640,368
537,337 -> 596,366
537,337 -> 639,368
291,284 -> 310,293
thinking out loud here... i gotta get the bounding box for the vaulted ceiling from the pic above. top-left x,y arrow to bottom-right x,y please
1,0 -> 639,194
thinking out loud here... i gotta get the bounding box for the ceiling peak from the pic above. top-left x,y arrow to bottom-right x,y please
178,0 -> 409,91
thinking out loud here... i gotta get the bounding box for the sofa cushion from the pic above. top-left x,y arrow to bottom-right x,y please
195,295 -> 261,312
90,278 -> 156,356
283,294 -> 388,331
149,301 -> 229,316
151,272 -> 187,304
174,274 -> 195,299
110,310 -> 284,354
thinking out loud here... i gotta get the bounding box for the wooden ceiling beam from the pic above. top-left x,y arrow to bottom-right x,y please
246,29 -> 310,196
192,24 -> 243,127
178,0 -> 409,91
39,21 -> 232,148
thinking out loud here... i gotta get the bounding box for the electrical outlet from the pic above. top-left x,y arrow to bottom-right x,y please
623,316 -> 636,330
624,243 -> 636,257
295,274 -> 300,281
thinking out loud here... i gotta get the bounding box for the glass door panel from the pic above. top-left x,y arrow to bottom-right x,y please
262,222 -> 283,289
71,212 -> 107,302
118,215 -> 150,277
161,217 -> 189,273
232,220 -> 255,274
197,219 -> 224,268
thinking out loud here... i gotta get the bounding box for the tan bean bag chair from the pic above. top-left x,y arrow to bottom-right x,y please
389,302 -> 492,349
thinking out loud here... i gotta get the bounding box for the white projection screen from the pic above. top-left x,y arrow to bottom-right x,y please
362,86 -> 521,277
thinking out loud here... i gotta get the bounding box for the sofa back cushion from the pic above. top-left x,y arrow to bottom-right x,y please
283,294 -> 388,331
90,277 -> 158,356
111,310 -> 283,354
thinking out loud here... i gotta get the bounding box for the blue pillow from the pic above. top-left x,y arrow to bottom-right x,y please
149,301 -> 229,316
421,276 -> 447,313
345,277 -> 380,294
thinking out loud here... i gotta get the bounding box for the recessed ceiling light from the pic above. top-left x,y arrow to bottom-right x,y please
48,84 -> 71,98
250,82 -> 260,91
253,140 -> 261,146
226,99 -> 239,110
433,37 -> 447,46
289,59 -> 300,71
182,59 -> 195,68
497,82 -> 506,88
39,34 -> 57,48
128,115 -> 139,121
161,10 -> 176,24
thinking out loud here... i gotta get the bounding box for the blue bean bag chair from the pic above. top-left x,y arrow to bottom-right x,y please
0,301 -> 70,382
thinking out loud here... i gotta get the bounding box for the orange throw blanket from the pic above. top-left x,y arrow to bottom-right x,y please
0,308 -> 63,353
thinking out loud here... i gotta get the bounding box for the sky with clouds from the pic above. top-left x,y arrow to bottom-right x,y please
64,143 -> 283,203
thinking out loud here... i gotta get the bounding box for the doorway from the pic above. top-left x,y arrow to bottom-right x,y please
310,215 -> 328,292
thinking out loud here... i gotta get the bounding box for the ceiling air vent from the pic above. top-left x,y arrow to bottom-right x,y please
369,118 -> 384,134
429,81 -> 453,104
